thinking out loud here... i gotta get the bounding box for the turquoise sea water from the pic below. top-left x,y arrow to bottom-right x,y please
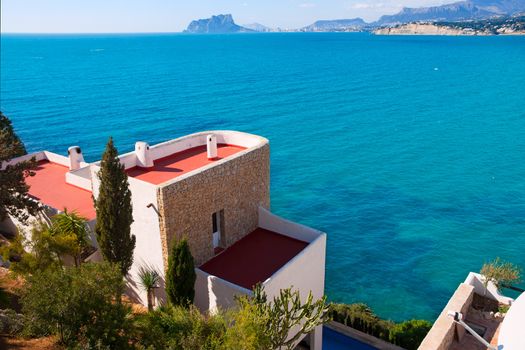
1,33 -> 524,322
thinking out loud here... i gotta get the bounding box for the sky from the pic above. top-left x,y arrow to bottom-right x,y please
1,0 -> 453,33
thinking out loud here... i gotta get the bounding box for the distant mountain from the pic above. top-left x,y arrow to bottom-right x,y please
376,0 -> 525,25
302,18 -> 367,31
185,14 -> 253,33
242,23 -> 272,32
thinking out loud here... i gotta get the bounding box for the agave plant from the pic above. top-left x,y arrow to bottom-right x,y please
138,265 -> 161,311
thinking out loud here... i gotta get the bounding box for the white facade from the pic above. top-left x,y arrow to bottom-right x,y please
4,130 -> 327,349
194,207 -> 327,350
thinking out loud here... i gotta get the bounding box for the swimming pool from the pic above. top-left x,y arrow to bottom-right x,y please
323,326 -> 378,350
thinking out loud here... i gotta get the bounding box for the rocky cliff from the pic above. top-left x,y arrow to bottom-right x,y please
185,14 -> 253,34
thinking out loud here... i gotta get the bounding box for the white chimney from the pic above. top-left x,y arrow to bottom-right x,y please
135,141 -> 154,168
68,146 -> 84,171
207,134 -> 218,160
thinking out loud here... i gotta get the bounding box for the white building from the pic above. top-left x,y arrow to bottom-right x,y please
1,130 -> 327,350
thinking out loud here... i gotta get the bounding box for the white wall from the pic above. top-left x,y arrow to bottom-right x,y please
194,269 -> 253,313
259,207 -> 323,243
464,272 -> 514,305
97,130 -> 268,173
91,166 -> 165,306
65,166 -> 92,190
258,208 -> 326,350
262,234 -> 326,350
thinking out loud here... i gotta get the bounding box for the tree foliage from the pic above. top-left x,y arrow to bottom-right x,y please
389,320 -> 432,350
1,213 -> 89,274
94,137 -> 135,276
166,238 -> 196,307
49,210 -> 89,266
21,262 -> 132,348
0,111 -> 38,223
1,222 -> 63,274
480,257 -> 522,292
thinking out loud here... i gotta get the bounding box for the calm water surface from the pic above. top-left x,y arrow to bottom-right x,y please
1,32 -> 525,321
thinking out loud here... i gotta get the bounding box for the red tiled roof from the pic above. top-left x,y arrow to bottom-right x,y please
26,161 -> 96,220
199,228 -> 309,290
126,144 -> 246,185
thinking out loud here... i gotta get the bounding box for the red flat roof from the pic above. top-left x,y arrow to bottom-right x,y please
126,144 -> 246,185
26,161 -> 96,220
199,228 -> 309,290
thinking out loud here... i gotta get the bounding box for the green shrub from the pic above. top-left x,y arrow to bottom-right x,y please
166,238 -> 196,307
328,303 -> 393,341
134,305 -> 226,350
21,262 -> 132,348
389,319 -> 432,350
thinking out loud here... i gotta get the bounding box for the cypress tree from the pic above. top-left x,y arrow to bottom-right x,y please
0,111 -> 39,222
94,137 -> 135,276
166,238 -> 196,306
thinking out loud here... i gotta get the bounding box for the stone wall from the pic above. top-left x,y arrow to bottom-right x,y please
157,143 -> 270,268
418,283 -> 474,350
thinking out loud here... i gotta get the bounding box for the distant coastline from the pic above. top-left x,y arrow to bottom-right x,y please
373,22 -> 525,36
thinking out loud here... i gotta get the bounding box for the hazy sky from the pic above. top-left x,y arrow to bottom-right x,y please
2,0 -> 452,33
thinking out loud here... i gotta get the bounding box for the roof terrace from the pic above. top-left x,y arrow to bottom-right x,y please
194,208 -> 326,313
25,157 -> 96,220
200,228 -> 309,290
114,131 -> 267,186
126,144 -> 245,185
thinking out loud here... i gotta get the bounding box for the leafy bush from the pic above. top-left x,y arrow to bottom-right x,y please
21,262 -> 132,348
480,257 -> 522,292
329,303 -> 431,349
389,319 -> 432,350
328,303 -> 393,341
133,305 -> 226,349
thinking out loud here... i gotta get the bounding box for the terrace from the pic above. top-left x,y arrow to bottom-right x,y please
113,131 -> 266,186
26,160 -> 96,220
126,144 -> 245,185
420,272 -> 524,350
4,149 -> 97,221
194,207 -> 326,313
200,227 -> 309,290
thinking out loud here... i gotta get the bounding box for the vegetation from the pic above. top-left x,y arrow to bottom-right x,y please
0,112 -> 39,223
329,303 -> 431,350
389,319 -> 432,350
49,210 -> 89,267
1,212 -> 90,275
137,265 -> 161,311
480,257 -> 522,293
21,262 -> 132,348
134,285 -> 328,350
94,137 -> 136,276
436,15 -> 525,34
249,284 -> 329,350
166,238 -> 196,307
133,305 -> 226,349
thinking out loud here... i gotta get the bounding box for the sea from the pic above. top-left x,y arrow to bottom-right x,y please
1,32 -> 524,322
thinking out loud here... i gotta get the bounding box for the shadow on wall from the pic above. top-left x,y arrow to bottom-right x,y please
125,262 -> 167,309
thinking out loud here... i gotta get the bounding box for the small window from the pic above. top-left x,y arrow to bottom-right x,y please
212,210 -> 225,253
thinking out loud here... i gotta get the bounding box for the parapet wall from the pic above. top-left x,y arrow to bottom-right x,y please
157,142 -> 270,267
418,283 -> 474,350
